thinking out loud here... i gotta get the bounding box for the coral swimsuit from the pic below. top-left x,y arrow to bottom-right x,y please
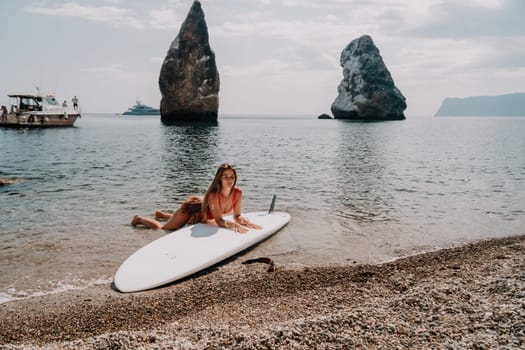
207,188 -> 238,220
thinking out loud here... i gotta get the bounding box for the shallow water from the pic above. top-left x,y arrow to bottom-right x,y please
1,114 -> 524,303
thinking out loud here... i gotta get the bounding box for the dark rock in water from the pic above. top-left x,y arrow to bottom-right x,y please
331,35 -> 406,121
158,0 -> 219,123
0,178 -> 23,186
317,113 -> 333,119
436,93 -> 525,116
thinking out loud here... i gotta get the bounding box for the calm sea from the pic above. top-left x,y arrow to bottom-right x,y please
1,114 -> 524,303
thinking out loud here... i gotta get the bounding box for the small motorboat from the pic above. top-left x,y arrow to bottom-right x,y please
0,93 -> 81,128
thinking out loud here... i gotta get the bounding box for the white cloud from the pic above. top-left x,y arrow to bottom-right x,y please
149,6 -> 182,30
468,0 -> 504,7
221,59 -> 291,78
283,0 -> 378,8
150,57 -> 164,63
25,2 -> 144,28
406,0 -> 525,38
215,18 -> 354,52
81,64 -> 124,73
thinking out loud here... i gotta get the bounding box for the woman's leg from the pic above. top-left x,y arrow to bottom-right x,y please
131,196 -> 199,230
131,215 -> 163,229
155,210 -> 172,221
160,208 -> 191,230
131,212 -> 187,230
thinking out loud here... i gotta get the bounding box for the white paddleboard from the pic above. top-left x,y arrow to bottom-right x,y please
115,211 -> 290,292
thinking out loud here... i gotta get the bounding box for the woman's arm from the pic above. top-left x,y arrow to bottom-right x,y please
209,192 -> 249,234
233,190 -> 262,230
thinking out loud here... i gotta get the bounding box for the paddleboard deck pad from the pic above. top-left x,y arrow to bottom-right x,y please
114,211 -> 290,292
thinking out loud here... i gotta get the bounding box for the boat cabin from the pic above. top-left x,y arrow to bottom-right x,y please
8,93 -> 61,113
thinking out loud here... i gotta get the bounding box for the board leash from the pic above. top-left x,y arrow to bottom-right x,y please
242,257 -> 275,272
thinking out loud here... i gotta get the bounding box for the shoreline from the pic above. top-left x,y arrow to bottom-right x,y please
1,235 -> 524,349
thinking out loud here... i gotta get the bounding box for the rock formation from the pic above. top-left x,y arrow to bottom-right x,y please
158,0 -> 219,123
331,35 -> 406,120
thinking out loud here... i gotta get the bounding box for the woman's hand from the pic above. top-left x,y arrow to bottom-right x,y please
242,221 -> 262,230
236,216 -> 262,230
226,221 -> 248,234
234,225 -> 249,234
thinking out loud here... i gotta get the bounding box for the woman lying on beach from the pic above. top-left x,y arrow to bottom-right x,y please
131,163 -> 262,234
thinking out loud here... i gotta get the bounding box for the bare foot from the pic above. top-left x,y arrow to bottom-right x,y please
155,210 -> 171,220
131,214 -> 141,226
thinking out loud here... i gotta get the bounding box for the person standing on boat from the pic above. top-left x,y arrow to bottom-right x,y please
62,100 -> 69,119
1,105 -> 7,123
72,96 -> 79,111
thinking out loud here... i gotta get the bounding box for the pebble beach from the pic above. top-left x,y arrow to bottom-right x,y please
1,235 -> 524,349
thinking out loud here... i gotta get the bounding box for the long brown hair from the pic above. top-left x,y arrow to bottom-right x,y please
201,163 -> 237,218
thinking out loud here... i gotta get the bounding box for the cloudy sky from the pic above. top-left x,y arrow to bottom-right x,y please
1,0 -> 524,117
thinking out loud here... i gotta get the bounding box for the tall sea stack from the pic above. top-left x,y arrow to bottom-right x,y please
331,35 -> 406,120
158,0 -> 219,123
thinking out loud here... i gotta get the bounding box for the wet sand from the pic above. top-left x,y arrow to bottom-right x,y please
1,235 -> 524,349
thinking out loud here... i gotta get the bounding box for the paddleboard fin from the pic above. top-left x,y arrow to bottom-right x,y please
268,194 -> 276,214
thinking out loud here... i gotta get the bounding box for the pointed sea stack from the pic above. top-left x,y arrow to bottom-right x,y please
331,35 -> 406,121
158,0 -> 219,123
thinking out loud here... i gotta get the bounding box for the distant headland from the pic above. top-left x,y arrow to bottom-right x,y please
436,92 -> 525,116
